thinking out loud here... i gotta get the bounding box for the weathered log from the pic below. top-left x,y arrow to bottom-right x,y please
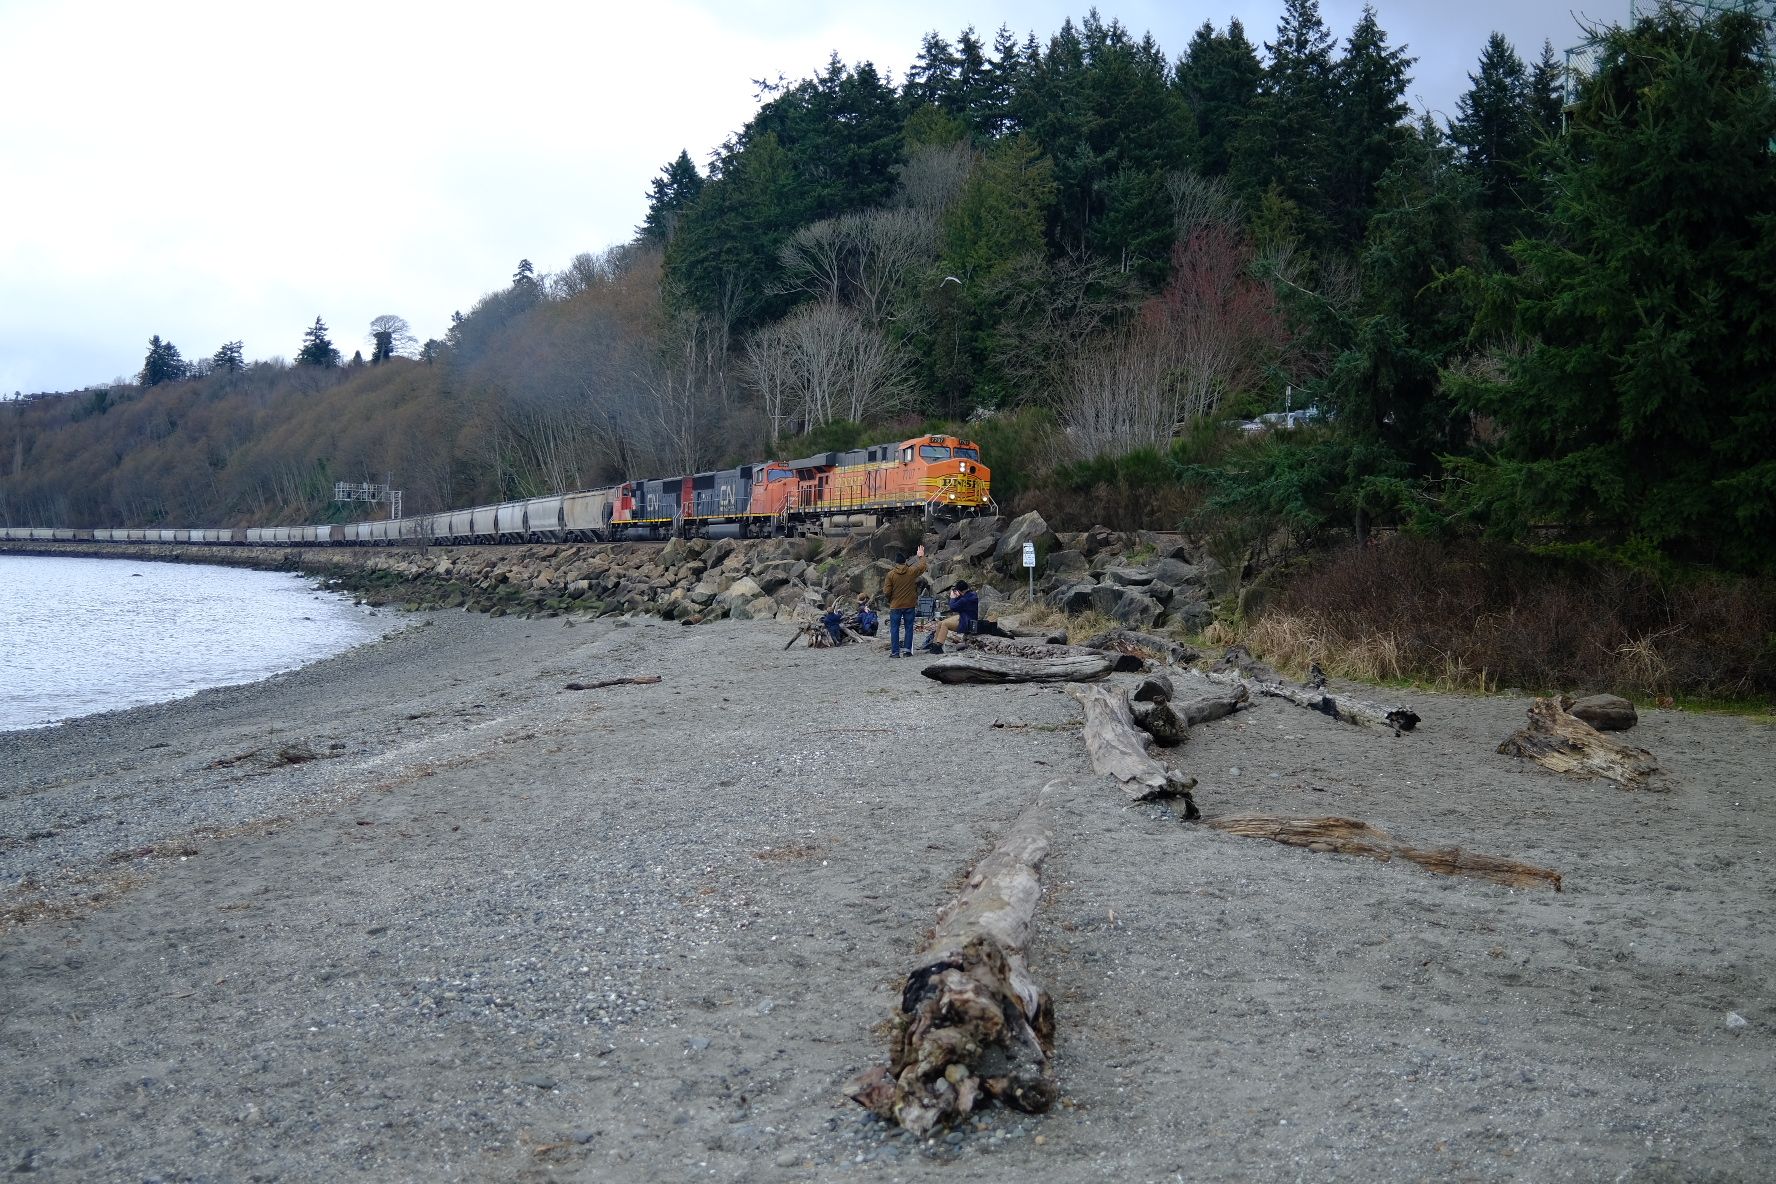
1203,814 -> 1562,891
1203,660 -> 1419,734
966,635 -> 1143,670
1130,699 -> 1186,746
562,675 -> 662,691
1081,628 -> 1199,666
1175,684 -> 1251,726
1134,673 -> 1175,704
921,651 -> 1111,684
1067,683 -> 1198,813
1498,697 -> 1659,787
845,786 -> 1060,1134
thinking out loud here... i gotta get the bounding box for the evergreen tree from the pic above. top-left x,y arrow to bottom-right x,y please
1450,33 -> 1538,256
1019,13 -> 1194,264
980,26 -> 1028,137
1174,19 -> 1264,178
1529,40 -> 1567,133
904,31 -> 962,113
1229,0 -> 1339,250
1456,5 -> 1776,570
210,340 -> 244,375
638,150 -> 705,245
296,317 -> 340,367
138,335 -> 186,387
1327,5 -> 1415,252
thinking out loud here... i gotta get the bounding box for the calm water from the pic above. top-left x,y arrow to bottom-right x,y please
0,555 -> 390,732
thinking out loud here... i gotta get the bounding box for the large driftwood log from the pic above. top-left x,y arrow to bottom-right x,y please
1130,699 -> 1186,746
845,787 -> 1059,1134
967,634 -> 1144,672
1067,683 -> 1198,814
922,651 -> 1111,684
1498,697 -> 1659,788
1204,649 -> 1420,734
1175,685 -> 1251,727
1080,628 -> 1199,666
1203,814 -> 1563,891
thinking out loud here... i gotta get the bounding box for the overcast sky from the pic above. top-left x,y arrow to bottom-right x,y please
0,0 -> 1625,396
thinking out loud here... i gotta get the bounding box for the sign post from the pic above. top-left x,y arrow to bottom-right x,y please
1022,540 -> 1036,601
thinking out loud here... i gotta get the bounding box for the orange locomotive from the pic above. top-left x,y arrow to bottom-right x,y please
607,433 -> 992,540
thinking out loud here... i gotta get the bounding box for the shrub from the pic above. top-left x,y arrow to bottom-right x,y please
1246,536 -> 1776,702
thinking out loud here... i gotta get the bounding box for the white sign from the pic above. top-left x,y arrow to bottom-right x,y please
1022,541 -> 1036,568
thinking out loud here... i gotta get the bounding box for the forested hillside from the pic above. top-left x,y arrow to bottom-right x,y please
3,1 -> 1771,575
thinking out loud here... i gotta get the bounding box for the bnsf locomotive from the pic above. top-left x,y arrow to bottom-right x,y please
0,432 -> 992,547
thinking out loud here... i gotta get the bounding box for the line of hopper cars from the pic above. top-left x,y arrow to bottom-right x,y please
0,432 -> 993,548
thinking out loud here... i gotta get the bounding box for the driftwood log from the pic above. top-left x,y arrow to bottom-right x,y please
845,787 -> 1059,1134
1203,814 -> 1563,891
922,650 -> 1111,684
1175,685 -> 1251,727
1498,697 -> 1659,788
1080,628 -> 1199,666
967,634 -> 1144,672
1067,683 -> 1198,815
1204,649 -> 1420,734
1130,699 -> 1186,746
562,675 -> 662,691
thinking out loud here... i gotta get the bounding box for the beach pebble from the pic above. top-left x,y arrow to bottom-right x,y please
1726,1012 -> 1749,1030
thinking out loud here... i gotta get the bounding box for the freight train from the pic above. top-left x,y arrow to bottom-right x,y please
0,432 -> 992,547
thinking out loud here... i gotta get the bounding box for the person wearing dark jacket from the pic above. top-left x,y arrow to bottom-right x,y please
922,581 -> 978,653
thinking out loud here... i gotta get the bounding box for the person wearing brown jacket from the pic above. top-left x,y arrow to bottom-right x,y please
882,544 -> 926,658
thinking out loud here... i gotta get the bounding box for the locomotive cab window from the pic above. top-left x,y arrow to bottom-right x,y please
767,468 -> 792,482
901,447 -> 914,463
953,446 -> 979,460
919,445 -> 951,462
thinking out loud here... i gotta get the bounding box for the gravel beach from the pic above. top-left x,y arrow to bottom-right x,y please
2,609 -> 1772,1182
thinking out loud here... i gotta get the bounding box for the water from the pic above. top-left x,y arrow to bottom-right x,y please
0,555 -> 391,732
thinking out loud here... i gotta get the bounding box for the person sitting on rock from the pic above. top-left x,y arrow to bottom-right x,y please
855,596 -> 879,637
921,581 -> 978,654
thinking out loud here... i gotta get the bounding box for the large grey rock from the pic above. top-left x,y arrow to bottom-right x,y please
1109,590 -> 1163,630
1167,598 -> 1215,633
1081,525 -> 1115,557
718,575 -> 763,605
1137,531 -> 1193,561
1101,566 -> 1156,588
1088,584 -> 1126,617
1569,693 -> 1638,731
703,538 -> 736,568
1150,557 -> 1205,589
956,534 -> 998,564
1047,549 -> 1089,577
960,515 -> 1004,545
994,510 -> 1054,575
1047,581 -> 1099,614
728,595 -> 780,621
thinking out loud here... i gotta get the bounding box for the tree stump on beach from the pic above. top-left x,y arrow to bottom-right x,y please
1498,697 -> 1659,787
1201,814 -> 1563,891
1068,683 -> 1198,813
844,786 -> 1060,1134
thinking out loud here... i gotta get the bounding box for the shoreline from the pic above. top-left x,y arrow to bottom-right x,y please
1,551 -> 403,736
2,608 -> 1772,1181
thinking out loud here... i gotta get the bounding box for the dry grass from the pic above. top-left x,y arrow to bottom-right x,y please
1235,537 -> 1776,703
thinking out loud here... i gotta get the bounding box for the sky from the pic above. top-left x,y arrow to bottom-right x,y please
0,0 -> 1628,396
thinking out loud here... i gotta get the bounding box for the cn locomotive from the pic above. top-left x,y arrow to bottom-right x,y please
0,431 -> 992,547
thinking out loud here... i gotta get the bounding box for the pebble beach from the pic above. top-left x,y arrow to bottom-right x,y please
2,609 -> 1772,1182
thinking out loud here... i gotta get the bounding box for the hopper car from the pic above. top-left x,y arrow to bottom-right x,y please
0,432 -> 992,549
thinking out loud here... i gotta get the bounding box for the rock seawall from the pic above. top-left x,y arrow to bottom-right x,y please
1,511 -> 1223,631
